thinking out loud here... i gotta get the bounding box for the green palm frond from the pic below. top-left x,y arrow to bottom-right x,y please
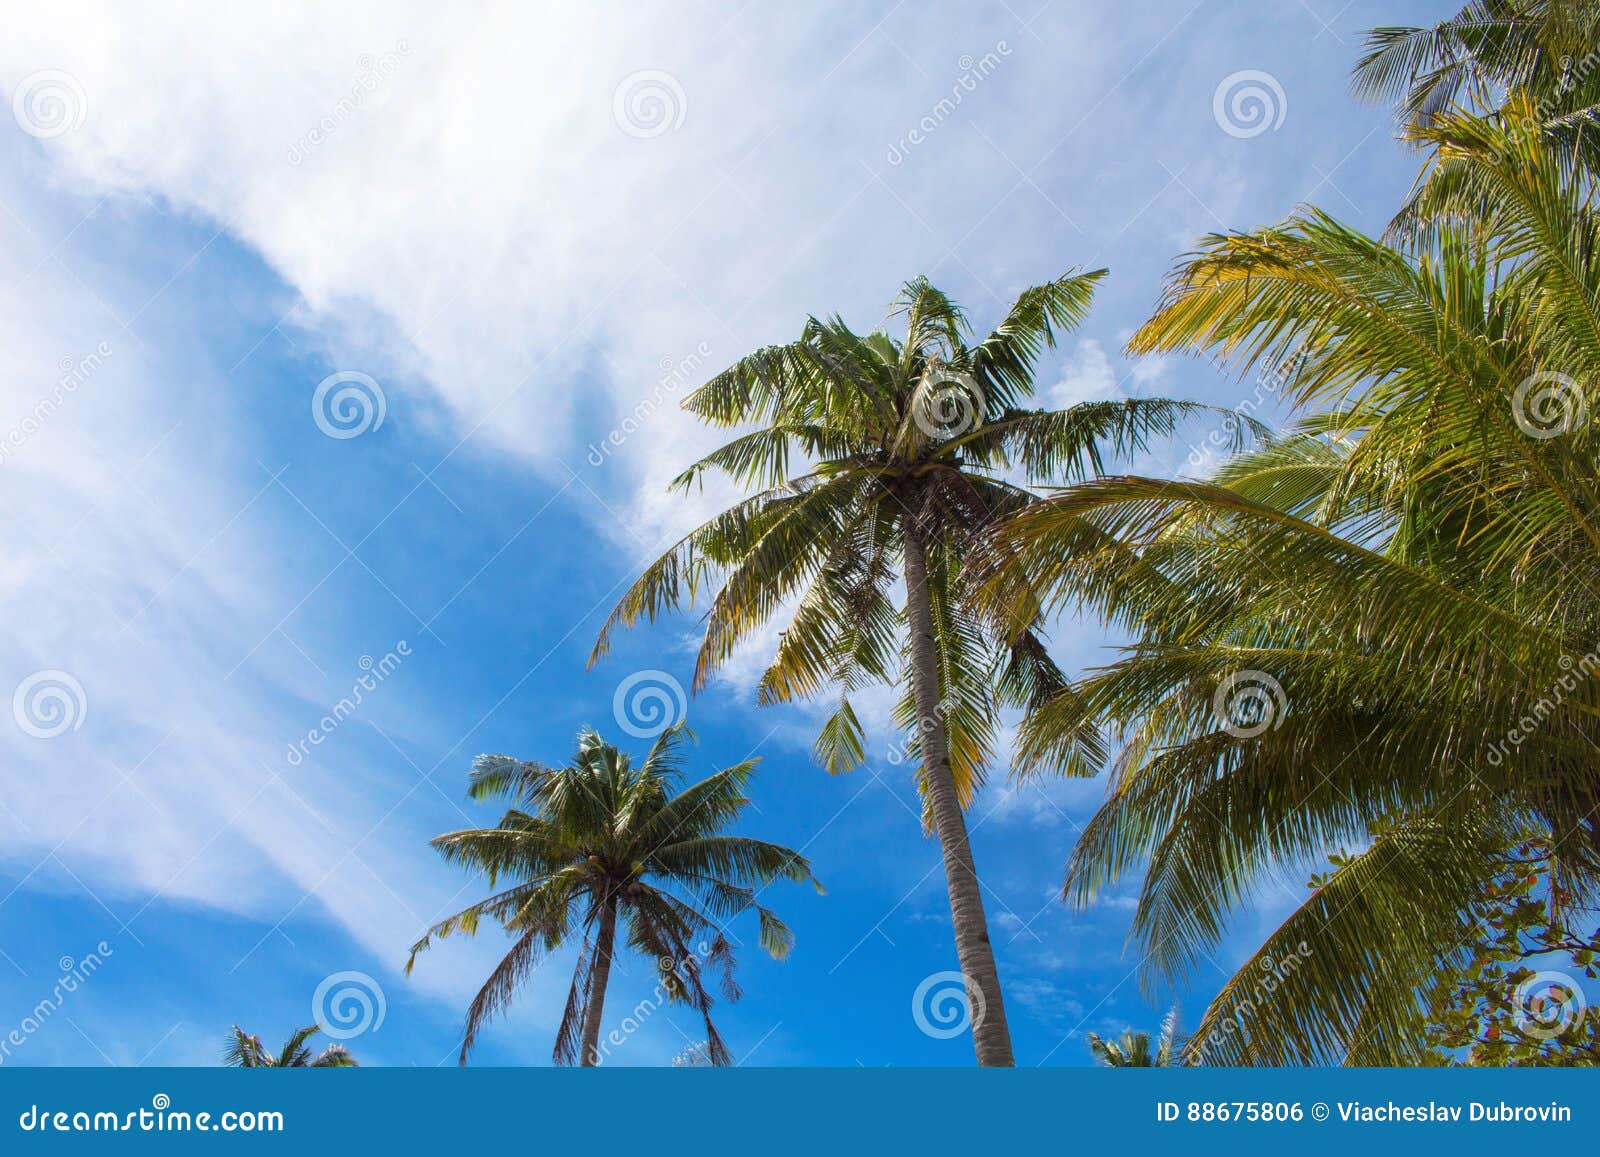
1354,0 -> 1600,130
223,1024 -> 357,1068
984,100 -> 1600,1064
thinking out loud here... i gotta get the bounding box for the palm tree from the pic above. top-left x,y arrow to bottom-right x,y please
976,97 -> 1600,1063
672,1040 -> 717,1066
222,1025 -> 357,1067
592,272 -> 1219,1065
406,724 -> 818,1066
1087,1007 -> 1180,1067
1354,0 -> 1600,131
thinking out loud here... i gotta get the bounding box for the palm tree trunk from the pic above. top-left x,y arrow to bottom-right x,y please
579,898 -> 619,1066
902,525 -> 1015,1067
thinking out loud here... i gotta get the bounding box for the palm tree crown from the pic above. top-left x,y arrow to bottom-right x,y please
592,272 -> 1222,1065
1087,1007 -> 1180,1067
407,724 -> 818,1065
1354,0 -> 1600,131
223,1025 -> 357,1067
977,91 -> 1600,1064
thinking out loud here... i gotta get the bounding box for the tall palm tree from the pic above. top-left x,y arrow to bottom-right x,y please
976,99 -> 1600,1063
1087,1007 -> 1180,1067
406,724 -> 818,1066
592,272 -> 1219,1065
223,1025 -> 357,1067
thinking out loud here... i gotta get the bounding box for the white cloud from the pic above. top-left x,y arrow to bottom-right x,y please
0,179 -> 566,1019
1044,338 -> 1121,409
0,2 -> 1152,548
0,0 -> 1382,1051
1007,976 -> 1085,1032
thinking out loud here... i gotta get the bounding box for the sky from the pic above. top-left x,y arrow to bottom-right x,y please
0,0 -> 1454,1068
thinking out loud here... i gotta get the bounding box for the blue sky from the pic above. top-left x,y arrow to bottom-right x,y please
0,0 -> 1452,1067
